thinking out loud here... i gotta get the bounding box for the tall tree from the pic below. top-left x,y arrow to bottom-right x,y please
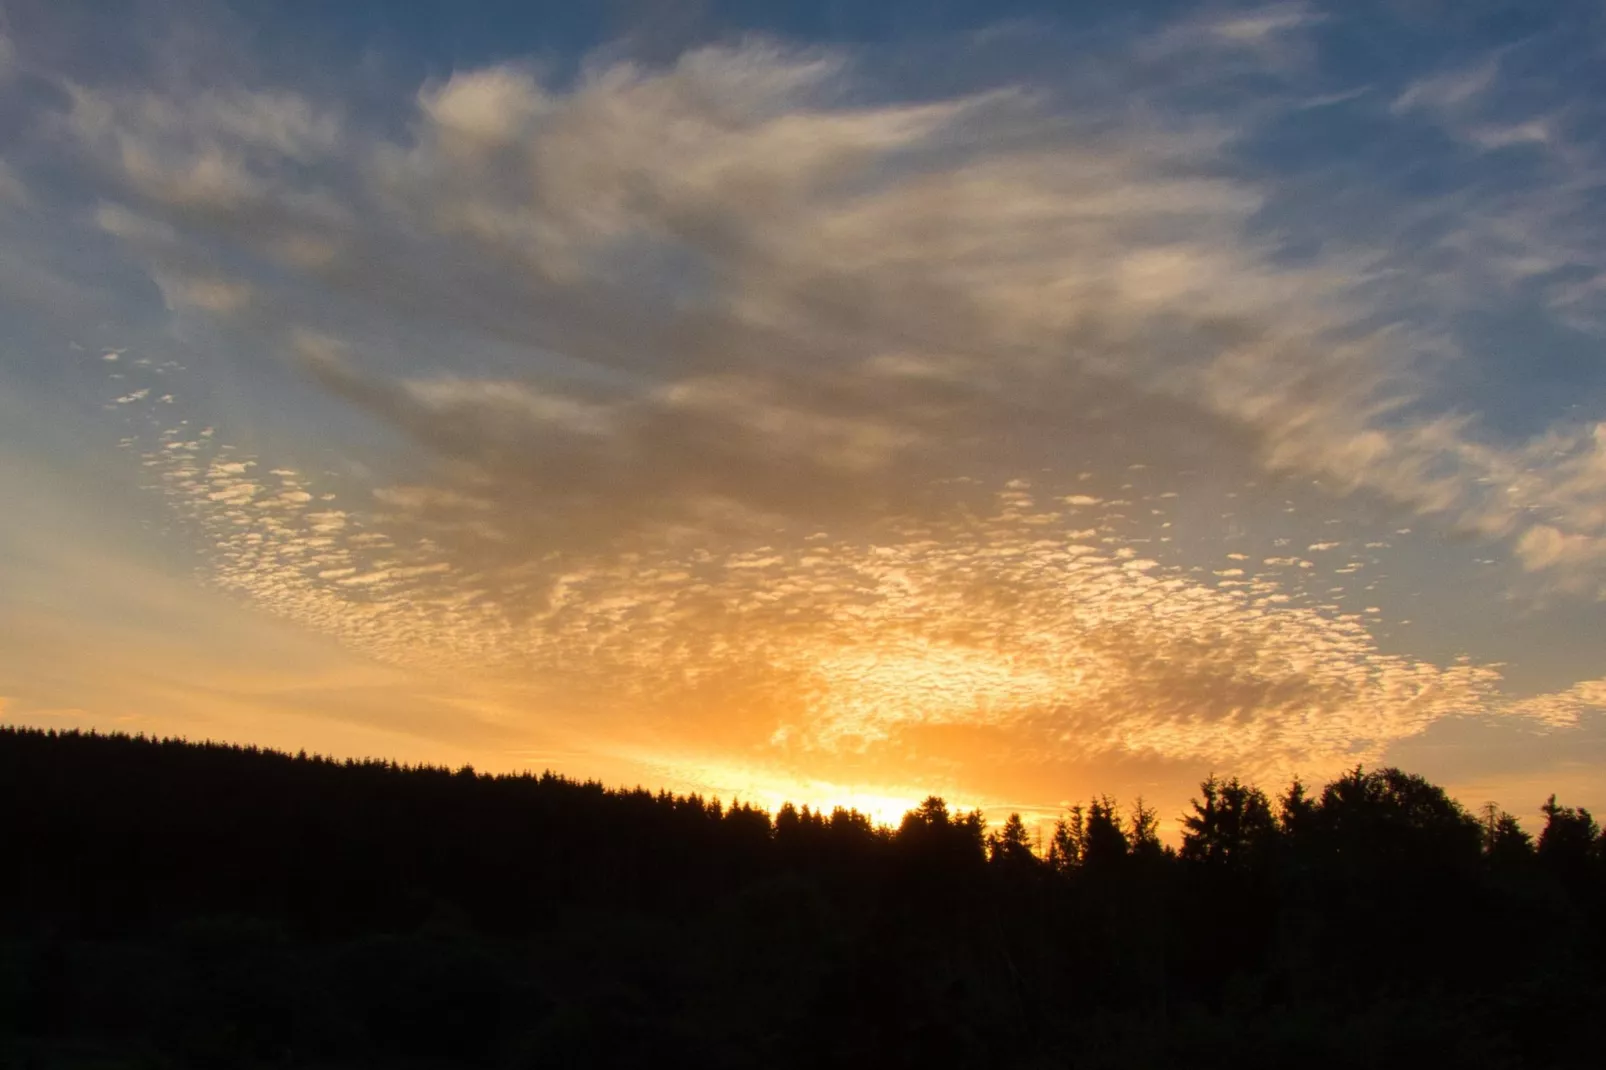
1047,805 -> 1085,875
987,813 -> 1038,870
1081,796 -> 1128,870
1537,795 -> 1599,885
1180,776 -> 1277,867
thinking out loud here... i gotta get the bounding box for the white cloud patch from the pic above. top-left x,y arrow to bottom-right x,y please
1508,677 -> 1606,728
1392,59 -> 1500,116
156,272 -> 253,313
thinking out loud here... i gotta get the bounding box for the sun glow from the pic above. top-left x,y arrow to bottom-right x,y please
762,786 -> 930,829
620,751 -> 968,829
9,6 -> 1606,848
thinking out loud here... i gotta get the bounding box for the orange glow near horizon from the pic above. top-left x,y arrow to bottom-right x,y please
4,11 -> 1606,834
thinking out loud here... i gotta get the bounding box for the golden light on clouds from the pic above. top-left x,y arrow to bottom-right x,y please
5,18 -> 1606,825
109,406 -> 1576,822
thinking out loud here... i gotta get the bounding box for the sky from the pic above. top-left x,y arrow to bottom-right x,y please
3,0 -> 1606,835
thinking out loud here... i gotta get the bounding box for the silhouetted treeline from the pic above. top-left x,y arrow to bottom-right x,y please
3,727 -> 1603,1068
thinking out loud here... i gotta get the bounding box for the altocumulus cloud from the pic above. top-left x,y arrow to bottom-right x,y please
8,7 -> 1606,805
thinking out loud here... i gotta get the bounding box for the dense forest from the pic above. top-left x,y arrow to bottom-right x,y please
3,727 -> 1603,1068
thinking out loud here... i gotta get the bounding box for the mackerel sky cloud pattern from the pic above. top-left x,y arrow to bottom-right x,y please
3,0 -> 1606,826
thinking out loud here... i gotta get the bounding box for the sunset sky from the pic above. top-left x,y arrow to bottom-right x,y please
4,0 -> 1606,834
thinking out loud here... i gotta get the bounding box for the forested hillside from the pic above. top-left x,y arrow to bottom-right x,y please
3,727 -> 1602,1068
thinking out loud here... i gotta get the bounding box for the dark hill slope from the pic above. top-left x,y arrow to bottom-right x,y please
2,726 -> 1602,1069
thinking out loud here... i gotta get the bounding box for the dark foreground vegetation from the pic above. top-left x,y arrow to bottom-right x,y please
3,727 -> 1603,1069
